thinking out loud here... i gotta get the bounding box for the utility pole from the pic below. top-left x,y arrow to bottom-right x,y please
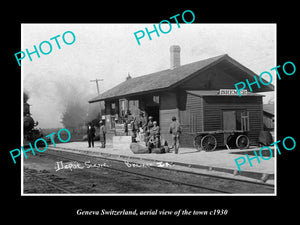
90,78 -> 104,95
90,78 -> 104,123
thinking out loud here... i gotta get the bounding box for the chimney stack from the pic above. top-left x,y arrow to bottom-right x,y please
170,45 -> 181,69
126,72 -> 132,81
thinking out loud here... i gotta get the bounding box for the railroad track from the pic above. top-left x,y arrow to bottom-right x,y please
37,148 -> 274,194
24,170 -> 77,193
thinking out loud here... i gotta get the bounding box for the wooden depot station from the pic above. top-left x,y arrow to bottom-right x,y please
89,46 -> 274,150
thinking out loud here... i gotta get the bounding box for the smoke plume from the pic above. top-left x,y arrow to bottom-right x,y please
24,71 -> 102,129
24,91 -> 29,103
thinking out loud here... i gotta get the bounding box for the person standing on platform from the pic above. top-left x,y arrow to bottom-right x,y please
99,120 -> 106,148
139,112 -> 147,132
145,116 -> 154,146
87,122 -> 95,148
131,117 -> 138,143
147,116 -> 154,130
150,121 -> 160,148
134,112 -> 146,143
169,116 -> 182,154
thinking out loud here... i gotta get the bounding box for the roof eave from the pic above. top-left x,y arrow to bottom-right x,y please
88,87 -> 169,103
223,55 -> 275,92
88,54 -> 274,103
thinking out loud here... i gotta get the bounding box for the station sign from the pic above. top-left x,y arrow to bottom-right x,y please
219,89 -> 248,96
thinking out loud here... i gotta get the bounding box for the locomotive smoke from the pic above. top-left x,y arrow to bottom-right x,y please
24,71 -> 101,129
52,76 -> 101,129
24,91 -> 29,103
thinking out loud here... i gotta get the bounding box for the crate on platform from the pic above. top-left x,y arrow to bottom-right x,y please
113,136 -> 132,150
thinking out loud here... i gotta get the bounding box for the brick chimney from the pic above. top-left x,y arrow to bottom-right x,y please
126,72 -> 132,81
170,45 -> 181,69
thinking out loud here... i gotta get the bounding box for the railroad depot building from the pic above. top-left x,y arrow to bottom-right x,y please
89,46 -> 274,148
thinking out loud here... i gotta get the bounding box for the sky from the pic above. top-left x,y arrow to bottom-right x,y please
22,23 -> 276,128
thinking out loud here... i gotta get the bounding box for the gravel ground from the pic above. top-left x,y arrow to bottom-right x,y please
23,152 -> 213,194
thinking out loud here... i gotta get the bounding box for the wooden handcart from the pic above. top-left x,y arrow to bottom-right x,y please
193,130 -> 250,151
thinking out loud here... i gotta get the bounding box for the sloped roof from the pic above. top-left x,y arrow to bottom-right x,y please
89,54 -> 274,103
187,90 -> 263,97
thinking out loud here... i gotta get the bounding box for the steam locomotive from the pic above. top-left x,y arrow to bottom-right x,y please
24,102 -> 44,145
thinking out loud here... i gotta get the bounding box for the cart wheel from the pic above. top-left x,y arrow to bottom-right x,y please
193,135 -> 202,151
236,135 -> 249,149
226,135 -> 236,149
201,134 -> 217,151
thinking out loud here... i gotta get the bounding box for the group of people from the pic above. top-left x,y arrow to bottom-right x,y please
134,113 -> 161,150
86,111 -> 182,154
86,121 -> 106,148
126,111 -> 182,154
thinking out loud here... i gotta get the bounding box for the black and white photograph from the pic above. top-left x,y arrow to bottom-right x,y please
3,4 -> 299,223
21,23 -> 276,195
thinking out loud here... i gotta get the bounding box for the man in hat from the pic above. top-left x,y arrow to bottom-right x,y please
135,111 -> 147,144
145,116 -> 154,146
169,116 -> 182,154
99,120 -> 106,148
138,111 -> 147,132
87,122 -> 95,148
149,121 -> 160,149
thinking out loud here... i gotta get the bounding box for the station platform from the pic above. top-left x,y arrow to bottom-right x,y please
49,141 -> 275,184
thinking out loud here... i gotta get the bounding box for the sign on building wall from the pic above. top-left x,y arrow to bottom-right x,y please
219,89 -> 248,96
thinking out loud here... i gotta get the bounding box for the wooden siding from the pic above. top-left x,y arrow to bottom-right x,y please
160,91 -> 177,110
159,91 -> 179,145
179,93 -> 204,147
203,96 -> 263,145
160,108 -> 179,146
179,67 -> 242,91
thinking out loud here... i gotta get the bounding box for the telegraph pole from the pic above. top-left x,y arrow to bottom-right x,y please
90,78 -> 104,95
90,78 -> 104,123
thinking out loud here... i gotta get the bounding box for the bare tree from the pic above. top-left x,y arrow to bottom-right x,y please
61,101 -> 86,133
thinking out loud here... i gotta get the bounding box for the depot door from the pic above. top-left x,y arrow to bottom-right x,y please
146,105 -> 160,125
223,110 -> 236,130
